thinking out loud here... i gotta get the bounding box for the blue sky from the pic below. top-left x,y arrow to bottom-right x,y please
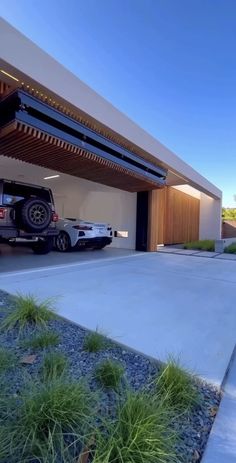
1,0 -> 235,206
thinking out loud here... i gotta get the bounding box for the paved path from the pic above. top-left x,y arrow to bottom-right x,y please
157,246 -> 236,260
1,251 -> 236,386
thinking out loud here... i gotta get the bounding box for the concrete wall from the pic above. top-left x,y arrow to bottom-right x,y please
173,184 -> 201,199
0,156 -> 137,249
199,193 -> 222,240
215,237 -> 236,253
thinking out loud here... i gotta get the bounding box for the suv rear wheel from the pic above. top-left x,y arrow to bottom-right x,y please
32,237 -> 53,255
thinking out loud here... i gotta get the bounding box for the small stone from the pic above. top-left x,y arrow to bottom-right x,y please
209,406 -> 218,417
193,449 -> 200,461
77,450 -> 90,463
20,354 -> 37,364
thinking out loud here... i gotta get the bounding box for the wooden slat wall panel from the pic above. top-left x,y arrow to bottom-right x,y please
147,189 -> 166,251
147,187 -> 200,250
164,187 -> 200,244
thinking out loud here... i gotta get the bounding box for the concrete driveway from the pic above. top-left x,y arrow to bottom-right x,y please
0,244 -> 137,272
0,250 -> 236,386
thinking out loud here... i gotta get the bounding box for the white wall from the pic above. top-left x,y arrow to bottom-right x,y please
52,177 -> 137,249
0,156 -> 137,249
199,193 -> 222,240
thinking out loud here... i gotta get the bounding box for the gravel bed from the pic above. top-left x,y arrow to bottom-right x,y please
0,290 -> 221,462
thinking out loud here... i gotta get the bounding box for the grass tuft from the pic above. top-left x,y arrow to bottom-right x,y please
95,359 -> 124,389
0,348 -> 16,374
93,391 -> 177,463
0,294 -> 56,333
0,379 -> 93,462
23,330 -> 60,349
155,357 -> 201,412
224,242 -> 236,254
183,239 -> 215,252
83,329 -> 106,353
40,351 -> 68,382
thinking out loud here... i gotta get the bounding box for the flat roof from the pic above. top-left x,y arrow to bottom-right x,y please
0,18 -> 221,199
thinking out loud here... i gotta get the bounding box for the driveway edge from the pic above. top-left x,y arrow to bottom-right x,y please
201,344 -> 236,462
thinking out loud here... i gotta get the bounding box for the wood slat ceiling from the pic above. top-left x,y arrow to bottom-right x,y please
20,84 -> 165,170
0,81 -> 11,97
0,121 -> 162,192
0,78 -> 165,171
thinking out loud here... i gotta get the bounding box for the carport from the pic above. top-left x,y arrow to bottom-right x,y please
0,89 -> 166,252
0,18 -> 222,258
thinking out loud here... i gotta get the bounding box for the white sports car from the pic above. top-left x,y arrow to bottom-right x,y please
55,217 -> 113,252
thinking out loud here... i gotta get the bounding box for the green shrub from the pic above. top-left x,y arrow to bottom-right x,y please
93,391 -> 177,463
183,240 -> 215,251
155,358 -> 200,412
95,359 -> 124,389
1,294 -> 56,333
0,348 -> 16,374
83,329 -> 106,353
41,351 -> 68,381
224,242 -> 236,254
24,330 -> 60,349
0,379 -> 93,462
222,207 -> 236,220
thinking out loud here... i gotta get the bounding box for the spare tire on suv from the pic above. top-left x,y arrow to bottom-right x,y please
16,197 -> 52,233
0,179 -> 58,254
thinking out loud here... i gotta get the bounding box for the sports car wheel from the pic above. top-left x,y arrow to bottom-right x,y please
55,231 -> 71,252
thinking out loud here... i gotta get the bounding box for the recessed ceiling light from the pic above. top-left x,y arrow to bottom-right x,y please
43,174 -> 60,180
0,69 -> 19,82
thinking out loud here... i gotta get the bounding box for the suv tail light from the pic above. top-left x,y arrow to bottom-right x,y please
52,213 -> 59,222
73,225 -> 92,231
0,208 -> 6,219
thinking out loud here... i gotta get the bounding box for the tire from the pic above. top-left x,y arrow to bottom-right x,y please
32,238 -> 53,255
55,231 -> 71,252
16,198 -> 52,233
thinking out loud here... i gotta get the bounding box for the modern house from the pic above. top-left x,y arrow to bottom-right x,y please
0,18 -> 222,252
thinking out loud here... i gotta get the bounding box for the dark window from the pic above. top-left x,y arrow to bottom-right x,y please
3,183 -> 52,205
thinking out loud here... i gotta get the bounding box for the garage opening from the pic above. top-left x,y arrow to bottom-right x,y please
0,89 -> 170,254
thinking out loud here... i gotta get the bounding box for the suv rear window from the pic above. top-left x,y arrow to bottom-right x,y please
2,182 -> 52,206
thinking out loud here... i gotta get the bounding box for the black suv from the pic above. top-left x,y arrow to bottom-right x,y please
0,179 -> 58,254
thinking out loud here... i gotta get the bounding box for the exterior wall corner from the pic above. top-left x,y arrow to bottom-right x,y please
199,193 -> 222,240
